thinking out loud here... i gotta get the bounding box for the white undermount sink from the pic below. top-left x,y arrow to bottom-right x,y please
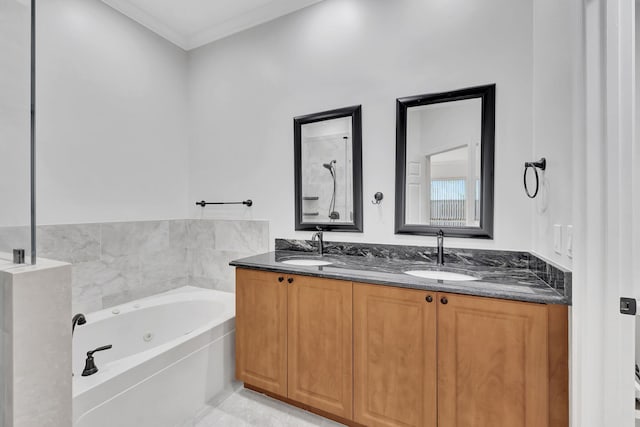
280,259 -> 333,266
404,270 -> 478,281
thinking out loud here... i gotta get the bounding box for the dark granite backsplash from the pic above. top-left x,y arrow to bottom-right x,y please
528,253 -> 572,299
275,238 -> 572,299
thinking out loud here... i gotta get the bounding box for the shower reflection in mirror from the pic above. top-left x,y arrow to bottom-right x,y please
322,158 -> 340,220
300,117 -> 352,223
294,106 -> 363,232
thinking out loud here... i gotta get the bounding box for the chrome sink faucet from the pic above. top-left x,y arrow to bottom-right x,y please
312,226 -> 324,256
437,230 -> 445,266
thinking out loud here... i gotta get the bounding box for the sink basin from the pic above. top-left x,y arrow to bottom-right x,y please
280,259 -> 333,267
404,270 -> 478,281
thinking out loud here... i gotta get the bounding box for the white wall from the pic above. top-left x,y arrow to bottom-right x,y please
35,0 -> 189,225
0,0 -> 31,235
188,0 -> 535,251
531,0 -> 574,268
16,0 -> 577,259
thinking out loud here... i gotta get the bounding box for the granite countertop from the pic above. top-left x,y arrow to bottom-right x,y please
230,244 -> 571,305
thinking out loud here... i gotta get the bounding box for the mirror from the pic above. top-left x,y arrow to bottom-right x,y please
395,85 -> 495,238
294,105 -> 363,232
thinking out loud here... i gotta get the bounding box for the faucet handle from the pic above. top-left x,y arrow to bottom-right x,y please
87,345 -> 112,357
82,345 -> 113,377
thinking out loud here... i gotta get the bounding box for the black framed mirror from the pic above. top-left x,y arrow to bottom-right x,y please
294,105 -> 363,232
395,85 -> 495,238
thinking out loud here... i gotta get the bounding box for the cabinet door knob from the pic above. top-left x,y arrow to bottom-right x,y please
287,277 -> 294,284
278,276 -> 284,282
440,297 -> 448,305
425,295 -> 433,303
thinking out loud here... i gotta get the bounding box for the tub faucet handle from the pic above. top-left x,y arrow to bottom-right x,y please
82,344 -> 113,377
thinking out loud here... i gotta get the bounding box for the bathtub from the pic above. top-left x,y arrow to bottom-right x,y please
72,286 -> 238,427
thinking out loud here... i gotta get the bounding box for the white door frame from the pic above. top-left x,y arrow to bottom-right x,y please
573,0 -> 637,425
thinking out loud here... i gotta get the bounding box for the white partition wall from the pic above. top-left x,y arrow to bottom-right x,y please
575,0 -> 639,425
0,257 -> 72,427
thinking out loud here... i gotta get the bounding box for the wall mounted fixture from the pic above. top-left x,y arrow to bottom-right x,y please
523,158 -> 546,199
371,192 -> 384,205
13,249 -> 25,264
196,199 -> 253,207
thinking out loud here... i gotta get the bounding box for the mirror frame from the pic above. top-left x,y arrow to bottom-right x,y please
294,105 -> 363,232
394,84 -> 495,238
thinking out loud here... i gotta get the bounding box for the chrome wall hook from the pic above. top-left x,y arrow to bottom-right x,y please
371,192 -> 384,205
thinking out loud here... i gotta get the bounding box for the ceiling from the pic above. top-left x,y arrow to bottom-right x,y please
101,0 -> 324,51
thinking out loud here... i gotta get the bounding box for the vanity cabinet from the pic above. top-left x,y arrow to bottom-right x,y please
235,268 -> 353,420
353,283 -> 567,427
436,293 -> 549,427
353,283 -> 437,427
235,269 -> 288,396
236,269 -> 568,427
288,274 -> 353,418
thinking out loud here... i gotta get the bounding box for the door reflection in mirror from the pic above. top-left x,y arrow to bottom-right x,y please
405,98 -> 482,227
395,84 -> 495,238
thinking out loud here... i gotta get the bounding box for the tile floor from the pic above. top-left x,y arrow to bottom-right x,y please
192,388 -> 345,427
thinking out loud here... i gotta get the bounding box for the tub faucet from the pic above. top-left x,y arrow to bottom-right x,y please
82,345 -> 113,376
72,313 -> 86,335
436,230 -> 445,266
312,227 -> 324,256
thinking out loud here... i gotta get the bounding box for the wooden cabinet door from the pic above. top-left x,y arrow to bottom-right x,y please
235,268 -> 288,396
287,275 -> 353,419
437,293 -> 548,427
353,283 -> 437,427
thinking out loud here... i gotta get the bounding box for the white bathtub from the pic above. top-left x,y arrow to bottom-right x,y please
72,286 -> 238,427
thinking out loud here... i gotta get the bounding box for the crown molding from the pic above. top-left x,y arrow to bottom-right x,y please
101,0 -> 324,51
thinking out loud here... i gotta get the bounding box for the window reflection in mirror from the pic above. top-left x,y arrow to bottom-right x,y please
405,98 -> 482,227
395,85 -> 495,238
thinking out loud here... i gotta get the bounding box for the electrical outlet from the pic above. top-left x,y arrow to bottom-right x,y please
566,225 -> 573,259
553,224 -> 562,254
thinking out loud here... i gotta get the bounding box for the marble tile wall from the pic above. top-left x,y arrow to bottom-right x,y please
0,220 -> 269,313
183,220 -> 270,293
275,238 -> 531,268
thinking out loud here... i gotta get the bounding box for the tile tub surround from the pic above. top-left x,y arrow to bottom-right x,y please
275,238 -> 572,300
0,220 -> 269,313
